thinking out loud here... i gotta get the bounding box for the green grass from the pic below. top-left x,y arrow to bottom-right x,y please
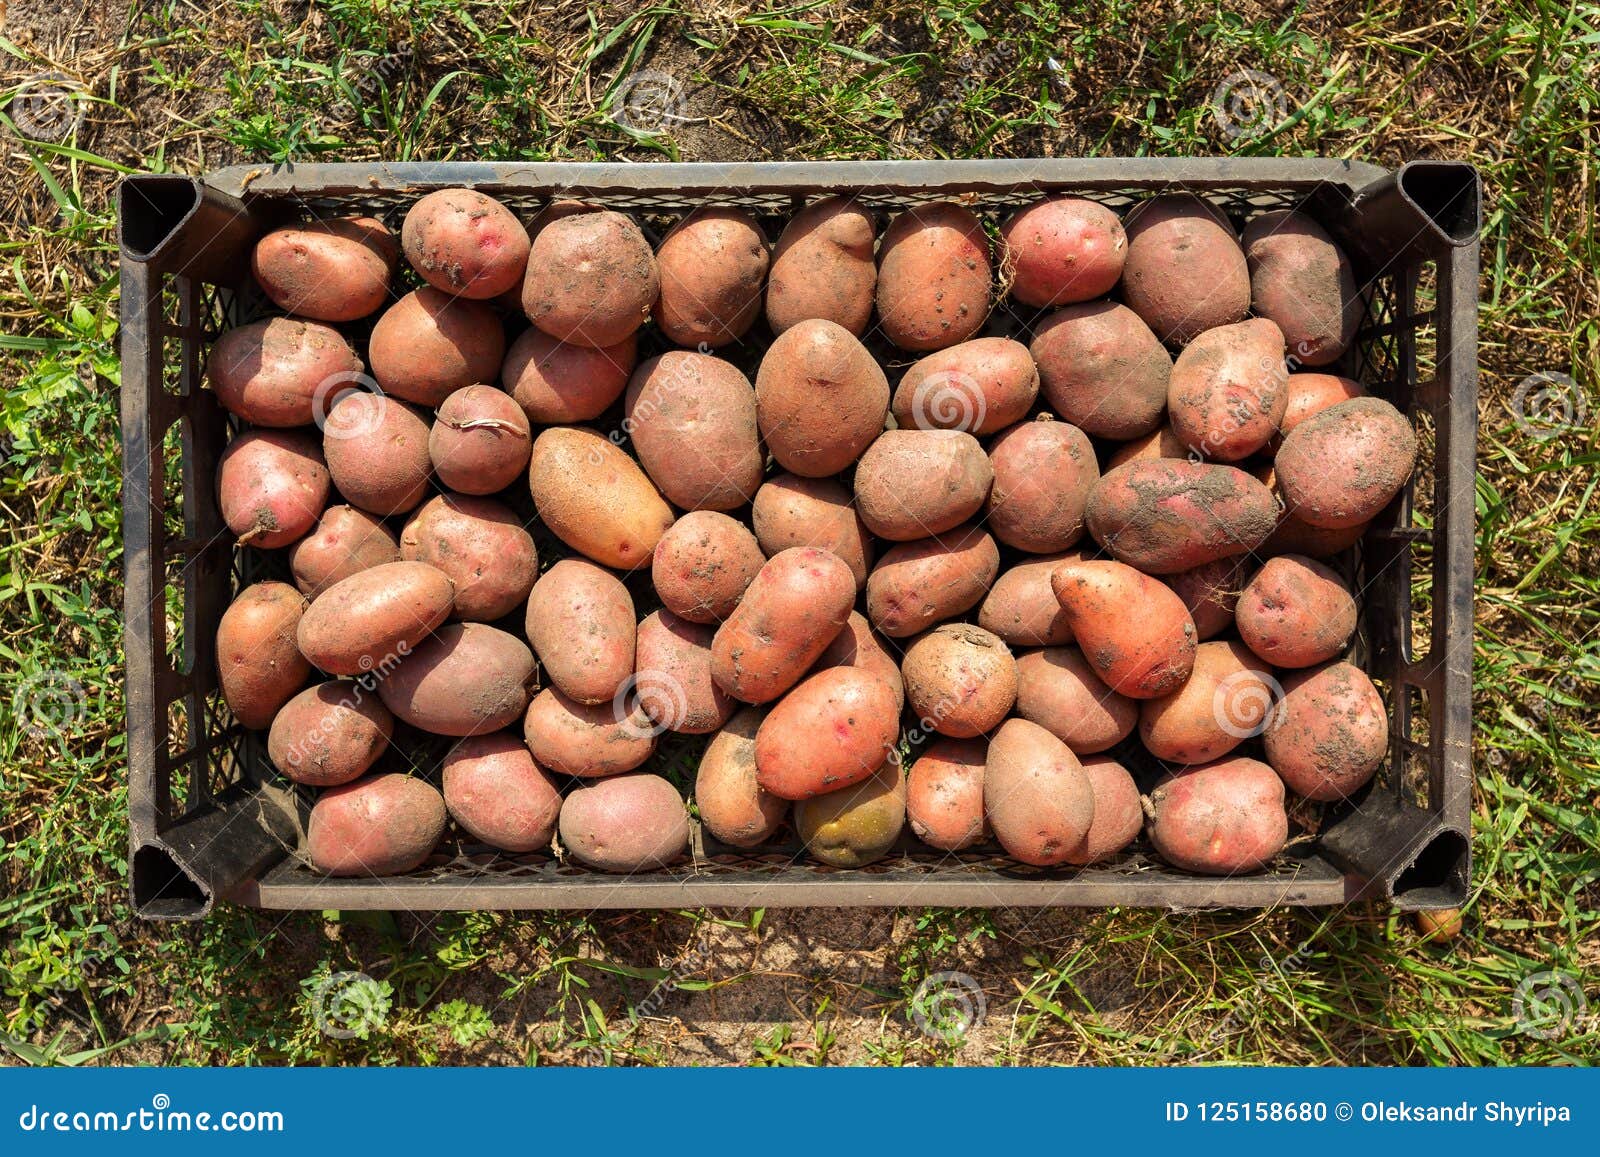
1,0 -> 1596,1065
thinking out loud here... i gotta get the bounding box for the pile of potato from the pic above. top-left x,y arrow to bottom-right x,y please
211,183 -> 1414,879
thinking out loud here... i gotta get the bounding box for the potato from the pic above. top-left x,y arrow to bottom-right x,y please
624,352 -> 762,511
525,559 -> 636,704
251,217 -> 398,322
1030,302 -> 1171,439
766,195 -> 877,336
1163,557 -> 1249,641
1121,193 -> 1250,344
1000,195 -> 1126,307
378,622 -> 534,737
1167,318 -> 1289,461
1063,755 -> 1142,865
297,560 -> 455,676
755,667 -> 899,800
216,581 -> 310,729
1236,555 -> 1356,668
985,418 -> 1098,554
1262,661 -> 1387,802
268,681 -> 392,786
1255,464 -> 1370,558
634,609 -> 737,735
323,393 -> 433,516
977,552 -> 1078,647
1050,559 -> 1196,698
1242,210 -> 1360,366
652,511 -> 765,624
866,524 -> 999,638
1275,397 -> 1417,529
1014,646 -> 1137,755
401,188 -> 529,299
755,319 -> 889,477
288,505 -> 401,600
711,547 -> 855,703
208,318 -> 363,426
890,337 -> 1039,436
876,202 -> 991,351
695,706 -> 788,847
522,210 -> 658,348
1145,757 -> 1288,875
906,738 -> 987,851
501,326 -> 636,424
523,686 -> 657,777
1138,639 -> 1278,765
306,772 -> 447,877
1276,374 -> 1365,443
399,494 -> 537,623
527,427 -> 675,570
1105,424 -> 1187,471
750,473 -> 874,589
794,758 -> 905,868
983,718 -> 1095,867
218,429 -> 330,549
1084,459 -> 1277,574
559,772 -> 689,872
429,385 -> 532,496
854,429 -> 993,541
441,731 -> 562,853
654,206 -> 769,348
901,624 -> 1017,739
368,287 -> 506,407
810,611 -> 906,707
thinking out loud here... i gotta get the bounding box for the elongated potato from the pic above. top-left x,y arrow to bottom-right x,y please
1062,755 -> 1142,865
1163,557 -> 1250,641
289,505 -> 401,600
625,352 -> 762,511
654,206 -> 769,348
876,202 -> 991,351
297,561 -> 455,677
429,385 -> 532,496
984,718 -> 1095,867
634,609 -> 737,735
400,494 -> 538,622
368,287 -> 506,407
523,686 -> 657,778
977,552 -> 1078,647
755,319 -> 889,477
906,738 -> 987,851
528,427 -> 675,570
866,524 -> 999,638
751,473 -> 874,589
1084,459 -> 1277,574
901,624 -> 1017,739
1050,559 -> 1196,698
378,622 -> 535,737
853,429 -> 993,541
1274,397 -> 1417,530
1121,194 -> 1250,344
559,772 -> 688,872
696,706 -> 788,847
1262,661 -> 1387,802
711,547 -> 855,703
1000,195 -> 1127,307
306,772 -> 447,877
985,418 -> 1098,554
755,666 -> 900,800
501,326 -> 636,424
1014,646 -> 1137,755
890,337 -> 1039,436
208,318 -> 363,426
525,559 -> 636,704
402,188 -> 530,299
766,196 -> 877,336
1138,639 -> 1277,765
217,581 -> 310,729
268,681 -> 392,786
1242,210 -> 1360,366
652,511 -> 766,624
522,210 -> 658,348
218,429 -> 330,549
442,731 -> 562,853
1146,757 -> 1288,875
810,612 -> 905,708
322,393 -> 433,517
1030,302 -> 1172,439
251,217 -> 398,322
794,758 -> 905,868
1167,317 -> 1289,461
1236,555 -> 1356,668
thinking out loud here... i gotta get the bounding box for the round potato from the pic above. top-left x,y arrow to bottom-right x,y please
378,622 -> 534,737
1121,193 -> 1250,344
634,609 -> 738,735
1014,646 -> 1137,755
711,547 -> 855,704
525,559 -> 636,704
625,352 -> 762,511
766,195 -> 877,336
652,511 -> 765,624
984,718 -> 1095,867
901,624 -> 1017,739
218,429 -> 330,549
1236,555 -> 1356,668
268,681 -> 392,786
695,706 -> 788,848
876,202 -> 991,351
322,393 -> 433,516
429,385 -> 532,496
866,524 -> 999,638
1030,302 -> 1172,439
810,611 -> 906,708
1242,210 -> 1360,366
1085,459 -> 1277,574
854,429 -> 993,542
1062,755 -> 1142,865
288,504 -> 401,599
750,473 -> 874,589
399,494 -> 537,623
1275,397 -> 1417,530
306,772 -> 447,877
501,326 -> 636,424
1256,464 -> 1371,558
794,758 -> 906,868
985,418 -> 1098,554
402,188 -> 529,299
1167,317 -> 1289,461
1262,661 -> 1387,802
368,287 -> 506,407
1050,559 -> 1196,698
906,738 -> 987,852
1146,757 -> 1288,875
559,773 -> 689,872
1276,373 -> 1366,445
890,337 -> 1039,436
977,552 -> 1078,647
217,581 -> 310,729
1163,557 -> 1250,641
523,686 -> 657,778
522,210 -> 658,348
1138,639 -> 1278,765
297,560 -> 456,677
755,318 -> 889,477
441,731 -> 562,853
755,666 -> 900,800
208,317 -> 363,426
251,217 -> 398,322
1000,195 -> 1126,307
527,427 -> 675,571
653,206 -> 769,348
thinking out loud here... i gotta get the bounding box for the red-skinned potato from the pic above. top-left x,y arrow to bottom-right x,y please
1000,195 -> 1127,307
695,706 -> 788,848
1145,757 -> 1288,875
1275,374 -> 1366,447
867,524 -> 999,638
1236,555 -> 1356,668
559,772 -> 689,872
634,609 -> 737,735
1256,464 -> 1370,558
442,731 -> 561,853
525,559 -> 636,705
1138,639 -> 1278,765
307,772 -> 447,877
755,666 -> 899,800
854,429 -> 993,541
1063,755 -> 1142,865
217,581 -> 310,729
1050,559 -> 1196,698
1106,424 -> 1187,471
522,210 -> 658,348
1275,397 -> 1417,530
523,686 -> 656,778
208,318 -> 363,426
1167,318 -> 1289,461
429,385 -> 532,496
751,473 -> 874,589
654,206 -> 769,348
218,429 -> 330,549
289,505 -> 401,600
501,326 -> 636,424
983,718 -> 1095,867
251,218 -> 398,322
1164,557 -> 1250,641
297,560 -> 455,677
794,758 -> 906,867
901,624 -> 1017,739
652,511 -> 765,624
1121,194 -> 1250,344
906,738 -> 987,851
527,427 -> 675,571
378,622 -> 534,737
977,552 -> 1078,647
268,681 -> 392,786
890,337 -> 1039,436
985,417 -> 1098,554
810,612 -> 905,708
400,494 -> 538,623
755,319 -> 889,477
1031,302 -> 1172,439
876,202 -> 991,351
766,196 -> 877,336
625,352 -> 762,511
1242,210 -> 1360,367
402,188 -> 530,300
322,393 -> 433,516
368,287 -> 506,407
1085,459 -> 1277,574
1014,646 -> 1137,755
1262,661 -> 1387,802
711,547 -> 855,704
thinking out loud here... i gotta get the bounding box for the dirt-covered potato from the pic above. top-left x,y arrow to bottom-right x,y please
854,429 -> 993,542
1255,464 -> 1370,558
429,385 -> 532,496
711,547 -> 855,704
399,494 -> 538,623
322,394 -> 433,517
1275,397 -> 1417,530
1167,317 -> 1289,461
208,318 -> 363,426
1241,210 -> 1360,366
522,210 -> 659,348
1063,755 -> 1142,865
501,326 -> 636,424
653,206 -> 769,348
1050,559 -> 1196,698
652,511 -> 766,624
634,609 -> 738,735
985,418 -> 1098,554
1085,459 -> 1278,574
755,319 -> 889,477
755,666 -> 900,800
906,738 -> 987,851
368,287 -> 506,407
876,202 -> 991,351
866,524 -> 999,638
1262,661 -> 1387,802
794,758 -> 906,868
809,612 -> 906,708
402,188 -> 530,300
1145,757 -> 1288,875
1030,302 -> 1172,439
890,337 -> 1039,436
901,624 -> 1017,739
217,581 -> 310,729
695,706 -> 788,847
977,552 -> 1078,647
1138,639 -> 1278,765
523,686 -> 657,778
1014,645 -> 1137,755
1000,195 -> 1127,307
218,429 -> 330,549
1236,555 -> 1356,668
983,718 -> 1095,867
559,773 -> 689,872
297,560 -> 455,677
268,681 -> 392,786
625,352 -> 762,512
1163,557 -> 1250,641
251,217 -> 399,322
377,622 -> 535,737
1121,193 -> 1250,344
525,559 -> 636,705
306,772 -> 447,877
765,196 -> 877,336
527,427 -> 675,571
751,473 -> 874,590
441,731 -> 562,853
